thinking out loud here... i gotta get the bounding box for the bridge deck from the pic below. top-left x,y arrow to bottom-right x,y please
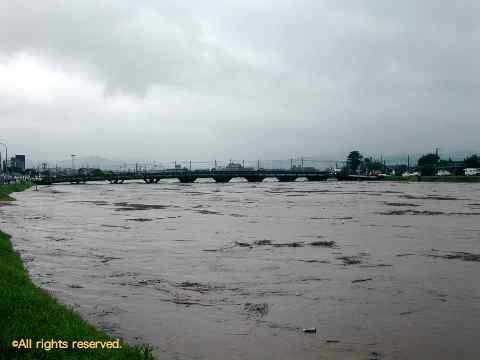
34,169 -> 331,184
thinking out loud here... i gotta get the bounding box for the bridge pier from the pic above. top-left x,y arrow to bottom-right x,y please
245,175 -> 266,182
213,176 -> 232,183
306,175 -> 329,181
178,176 -> 197,183
276,175 -> 298,182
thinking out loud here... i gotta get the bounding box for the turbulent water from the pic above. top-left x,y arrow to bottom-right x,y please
2,180 -> 480,359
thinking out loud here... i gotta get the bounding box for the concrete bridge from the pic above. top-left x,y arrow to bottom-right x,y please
34,168 -> 331,185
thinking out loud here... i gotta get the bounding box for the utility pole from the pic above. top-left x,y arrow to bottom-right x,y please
257,160 -> 260,170
0,142 -> 7,174
301,157 -> 304,168
189,160 -> 192,171
290,158 -> 293,169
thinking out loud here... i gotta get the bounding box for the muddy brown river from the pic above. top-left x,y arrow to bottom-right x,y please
2,180 -> 480,359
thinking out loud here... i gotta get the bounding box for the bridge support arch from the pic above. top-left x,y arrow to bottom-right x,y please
213,176 -> 232,183
276,175 -> 298,182
178,176 -> 197,183
244,175 -> 265,182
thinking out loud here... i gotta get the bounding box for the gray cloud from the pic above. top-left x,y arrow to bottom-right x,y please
0,0 -> 479,163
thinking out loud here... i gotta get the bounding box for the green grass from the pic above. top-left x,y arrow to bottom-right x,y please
0,182 -> 32,201
0,184 -> 154,360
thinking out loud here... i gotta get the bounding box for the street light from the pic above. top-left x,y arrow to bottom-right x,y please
0,142 -> 8,174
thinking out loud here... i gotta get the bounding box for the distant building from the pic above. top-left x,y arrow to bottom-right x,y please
10,155 -> 26,173
225,162 -> 243,170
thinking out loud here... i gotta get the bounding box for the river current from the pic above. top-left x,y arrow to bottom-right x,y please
2,180 -> 480,359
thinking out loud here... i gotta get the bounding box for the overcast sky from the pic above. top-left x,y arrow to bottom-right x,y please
1,0 -> 479,162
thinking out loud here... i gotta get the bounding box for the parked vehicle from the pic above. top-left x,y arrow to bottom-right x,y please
464,168 -> 480,176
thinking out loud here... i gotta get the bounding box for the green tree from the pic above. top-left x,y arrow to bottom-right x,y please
418,153 -> 440,166
464,154 -> 479,168
91,168 -> 105,177
418,153 -> 440,176
347,151 -> 363,173
364,157 -> 384,172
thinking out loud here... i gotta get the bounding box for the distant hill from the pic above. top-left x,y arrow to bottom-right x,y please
27,149 -> 479,170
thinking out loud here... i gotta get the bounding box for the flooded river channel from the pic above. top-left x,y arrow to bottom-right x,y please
2,180 -> 480,359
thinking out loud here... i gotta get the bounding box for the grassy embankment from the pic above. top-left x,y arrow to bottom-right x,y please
384,176 -> 480,183
0,183 -> 154,360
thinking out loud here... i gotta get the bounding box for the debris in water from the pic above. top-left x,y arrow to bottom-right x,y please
309,240 -> 336,247
337,256 -> 362,265
396,253 -> 416,257
302,328 -> 317,334
170,294 -> 213,307
297,259 -> 330,264
176,281 -> 222,293
195,209 -> 221,215
99,256 -> 121,264
253,239 -> 272,246
272,242 -> 304,248
235,241 -> 251,247
399,194 -> 461,201
244,302 -> 269,318
383,202 -> 420,207
114,203 -> 174,211
352,278 -> 373,283
300,277 -> 331,282
427,251 -> 480,262
102,224 -> 130,229
378,209 -> 444,216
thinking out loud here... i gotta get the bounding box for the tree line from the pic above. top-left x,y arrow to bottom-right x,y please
345,151 -> 480,176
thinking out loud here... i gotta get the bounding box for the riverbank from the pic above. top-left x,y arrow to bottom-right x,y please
384,175 -> 480,182
0,183 -> 154,359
